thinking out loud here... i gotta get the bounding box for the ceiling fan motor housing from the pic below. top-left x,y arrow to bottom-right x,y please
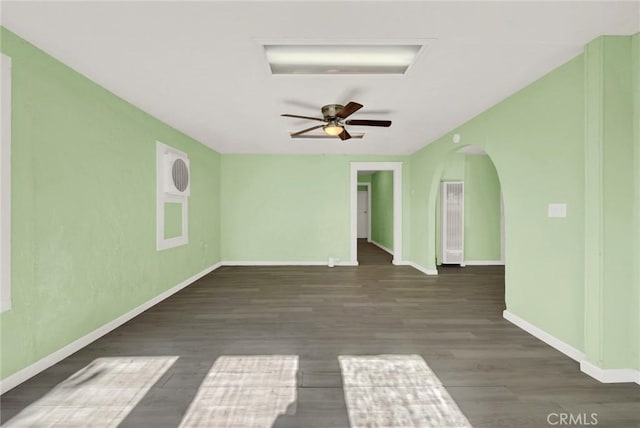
321,104 -> 344,120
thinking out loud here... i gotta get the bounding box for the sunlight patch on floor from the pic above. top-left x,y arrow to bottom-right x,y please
339,354 -> 472,428
178,355 -> 298,428
3,356 -> 177,427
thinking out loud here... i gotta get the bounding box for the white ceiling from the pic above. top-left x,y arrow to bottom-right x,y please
2,1 -> 638,155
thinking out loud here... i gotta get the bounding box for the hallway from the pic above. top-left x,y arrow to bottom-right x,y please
357,238 -> 393,265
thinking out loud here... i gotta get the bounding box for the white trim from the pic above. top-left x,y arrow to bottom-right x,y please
156,141 -> 189,251
505,310 -> 640,384
500,190 -> 505,263
503,310 -> 585,362
463,260 -> 504,266
221,261 -> 358,267
368,184 -> 371,242
395,261 -> 438,275
1,54 -> 11,313
580,361 -> 640,385
351,162 -> 402,265
357,182 -> 372,240
0,262 -> 222,394
370,240 -> 394,255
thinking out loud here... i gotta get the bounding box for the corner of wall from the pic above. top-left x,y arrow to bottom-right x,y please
632,33 -> 640,371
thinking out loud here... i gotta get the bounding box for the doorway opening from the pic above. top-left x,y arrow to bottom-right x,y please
433,145 -> 505,312
356,175 -> 392,265
350,162 -> 402,266
435,146 -> 504,269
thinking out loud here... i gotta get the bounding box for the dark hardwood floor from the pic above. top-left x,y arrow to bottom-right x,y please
2,247 -> 639,427
357,238 -> 393,265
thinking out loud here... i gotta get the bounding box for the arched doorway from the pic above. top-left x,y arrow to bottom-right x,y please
434,145 -> 504,269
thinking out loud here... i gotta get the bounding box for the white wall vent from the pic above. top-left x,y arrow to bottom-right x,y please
441,181 -> 464,265
164,152 -> 190,196
156,142 -> 189,251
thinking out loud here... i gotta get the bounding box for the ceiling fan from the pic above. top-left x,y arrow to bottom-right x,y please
281,101 -> 391,141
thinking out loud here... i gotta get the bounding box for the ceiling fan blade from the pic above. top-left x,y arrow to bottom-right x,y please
338,128 -> 352,141
358,109 -> 393,115
290,124 -> 325,137
283,99 -> 322,110
281,114 -> 326,122
336,102 -> 363,119
345,119 -> 392,127
291,133 -> 363,139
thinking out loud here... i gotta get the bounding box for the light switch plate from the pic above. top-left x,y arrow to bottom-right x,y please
548,203 -> 567,218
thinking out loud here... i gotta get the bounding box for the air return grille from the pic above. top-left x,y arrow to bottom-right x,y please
172,158 -> 189,192
163,152 -> 190,196
441,181 -> 464,265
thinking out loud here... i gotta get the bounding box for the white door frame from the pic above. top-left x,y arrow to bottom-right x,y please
500,190 -> 505,263
357,182 -> 372,241
350,162 -> 402,265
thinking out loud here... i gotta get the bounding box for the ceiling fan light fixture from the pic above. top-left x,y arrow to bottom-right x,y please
323,122 -> 344,136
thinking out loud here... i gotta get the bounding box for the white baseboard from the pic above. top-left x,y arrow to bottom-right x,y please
580,361 -> 640,384
370,240 -> 394,255
395,261 -> 438,276
503,310 -> 640,385
221,260 -> 357,267
503,310 -> 585,362
0,262 -> 222,394
222,260 -> 326,266
464,260 -> 505,266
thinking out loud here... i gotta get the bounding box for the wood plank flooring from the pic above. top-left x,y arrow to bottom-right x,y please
2,243 -> 639,427
357,238 -> 393,265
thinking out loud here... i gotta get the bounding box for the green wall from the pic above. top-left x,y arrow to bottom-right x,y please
370,171 -> 393,250
599,37 -> 636,370
409,54 -> 586,350
0,28 -> 221,380
464,155 -> 501,261
221,155 -> 408,263
164,203 -> 183,239
440,152 -> 466,180
221,155 -> 349,262
583,36 -> 639,370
